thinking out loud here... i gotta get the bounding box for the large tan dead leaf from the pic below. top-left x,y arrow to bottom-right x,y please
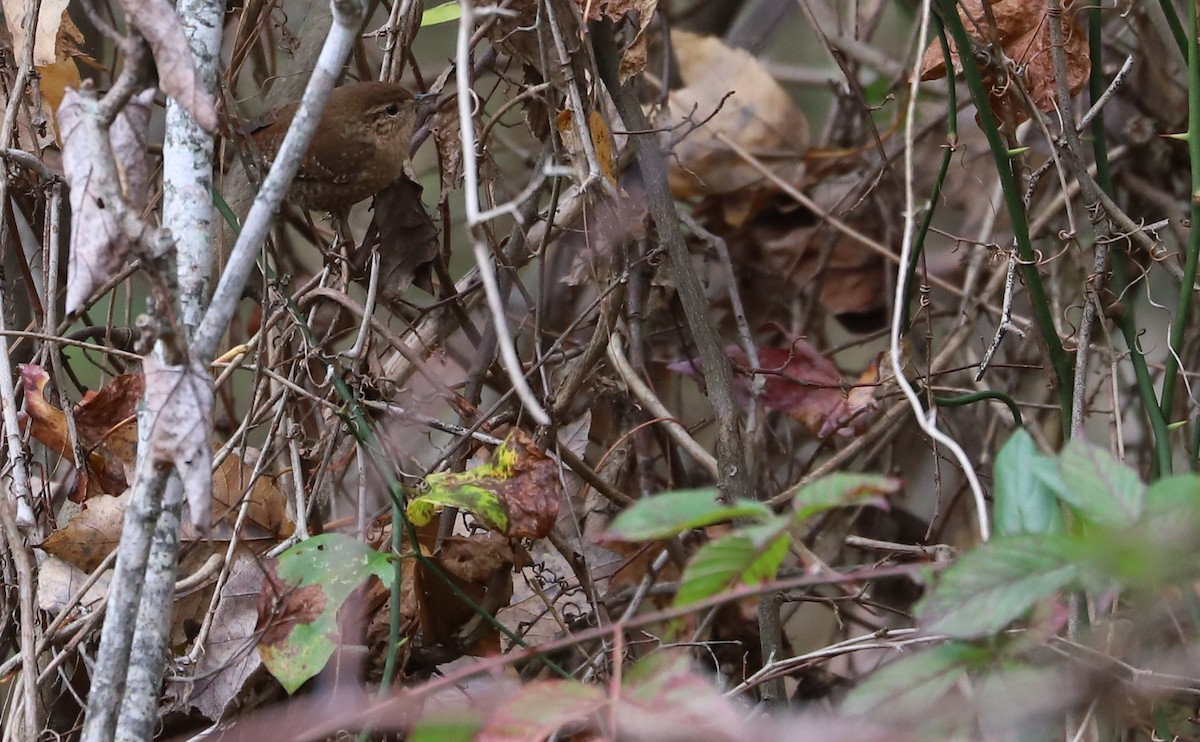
144,356 -> 214,533
37,555 -> 111,615
919,0 -> 1090,120
209,453 -> 292,540
117,0 -> 217,131
665,30 -> 808,211
59,88 -> 155,314
180,554 -> 266,721
1,0 -> 69,66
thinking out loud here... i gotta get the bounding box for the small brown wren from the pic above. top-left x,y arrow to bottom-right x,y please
250,82 -> 420,212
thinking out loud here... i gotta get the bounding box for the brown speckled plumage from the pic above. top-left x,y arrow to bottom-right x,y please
251,82 -> 418,211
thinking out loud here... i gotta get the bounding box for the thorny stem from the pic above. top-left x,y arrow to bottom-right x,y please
935,0 -> 1074,436
1159,0 -> 1200,452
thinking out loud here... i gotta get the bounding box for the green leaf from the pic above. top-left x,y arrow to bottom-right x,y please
259,534 -> 393,693
674,519 -> 790,606
917,535 -> 1077,638
408,438 -> 532,533
408,715 -> 480,742
407,482 -> 508,533
993,429 -> 1064,535
842,643 -> 987,718
602,488 -> 773,542
420,1 -> 462,26
1055,437 -> 1145,528
1064,478 -> 1200,588
791,473 -> 899,522
1145,474 -> 1200,512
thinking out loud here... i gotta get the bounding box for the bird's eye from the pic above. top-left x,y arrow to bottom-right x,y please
385,103 -> 400,116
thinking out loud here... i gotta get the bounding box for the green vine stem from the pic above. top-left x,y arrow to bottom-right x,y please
933,390 -> 1023,427
902,17 -> 956,334
1159,0 -> 1200,447
1082,7 -> 1172,475
934,0 -> 1074,436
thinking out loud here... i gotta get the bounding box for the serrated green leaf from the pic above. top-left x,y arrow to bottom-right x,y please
993,429 -> 1064,536
791,473 -> 899,522
917,535 -> 1077,638
259,534 -> 394,693
1055,438 -> 1145,528
602,488 -> 773,542
674,519 -> 790,606
842,642 -> 987,718
420,0 -> 461,26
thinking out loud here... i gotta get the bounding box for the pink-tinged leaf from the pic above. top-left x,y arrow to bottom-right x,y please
669,340 -> 879,439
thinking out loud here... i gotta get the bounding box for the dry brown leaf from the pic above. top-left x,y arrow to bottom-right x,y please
36,554 -> 111,615
556,106 -> 617,187
19,363 -> 135,498
430,104 -> 463,206
117,0 -> 218,131
494,430 -> 561,540
582,0 -> 659,81
751,201 -> 887,319
59,88 -> 156,313
59,89 -> 125,313
111,89 -> 155,212
209,454 -> 292,540
2,0 -> 69,66
181,554 -> 267,721
144,355 -> 214,533
360,178 -> 440,297
919,0 -> 1090,120
416,533 -> 514,654
0,3 -> 87,149
665,30 -> 808,212
39,492 -> 128,571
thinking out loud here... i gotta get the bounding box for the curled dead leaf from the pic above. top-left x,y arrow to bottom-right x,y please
360,178 -> 440,297
19,363 -> 137,498
60,89 -> 128,313
665,30 -> 808,210
144,356 -> 214,533
117,0 -> 218,131
919,0 -> 1090,122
